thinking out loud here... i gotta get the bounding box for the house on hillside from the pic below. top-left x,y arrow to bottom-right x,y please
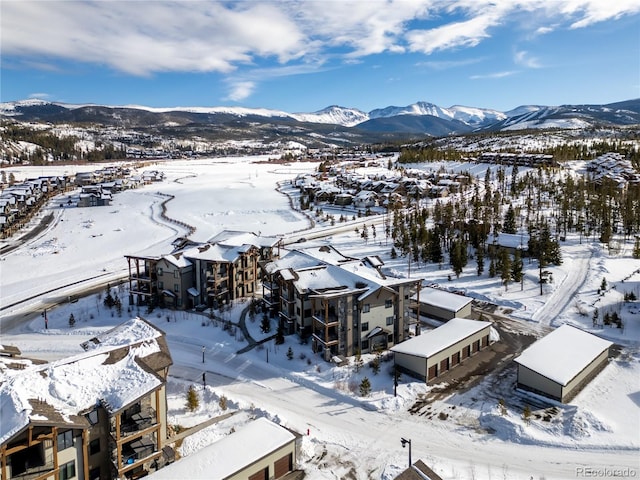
412,287 -> 473,321
0,317 -> 173,480
514,324 -> 612,403
488,232 -> 530,256
391,318 -> 493,383
150,417 -> 299,480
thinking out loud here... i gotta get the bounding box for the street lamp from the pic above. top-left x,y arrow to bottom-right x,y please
400,437 -> 412,468
202,345 -> 205,363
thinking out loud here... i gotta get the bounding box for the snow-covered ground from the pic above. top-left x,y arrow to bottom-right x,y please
1,157 -> 639,479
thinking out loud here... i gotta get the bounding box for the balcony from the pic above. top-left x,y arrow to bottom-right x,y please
120,407 -> 157,437
119,436 -> 157,469
312,332 -> 339,347
312,312 -> 339,327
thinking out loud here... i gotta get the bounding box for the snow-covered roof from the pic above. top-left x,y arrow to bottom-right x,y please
391,318 -> 491,358
1,347 -> 161,445
491,233 -> 530,250
149,418 -> 295,480
161,253 -> 192,268
182,243 -> 240,262
514,324 -> 612,386
412,287 -> 472,312
207,229 -> 280,248
80,317 -> 163,351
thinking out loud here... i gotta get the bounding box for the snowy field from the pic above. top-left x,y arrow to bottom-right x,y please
1,156 -> 639,479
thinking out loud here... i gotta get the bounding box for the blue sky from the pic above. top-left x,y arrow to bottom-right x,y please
1,1 -> 639,113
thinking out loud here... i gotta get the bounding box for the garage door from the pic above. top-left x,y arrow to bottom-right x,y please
451,352 -> 460,366
440,358 -> 449,372
274,453 -> 292,478
249,468 -> 268,480
427,364 -> 438,381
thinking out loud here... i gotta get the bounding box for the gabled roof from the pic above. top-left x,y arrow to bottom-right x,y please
207,229 -> 280,248
514,324 -> 612,386
150,417 -> 295,479
391,318 -> 491,358
412,287 -> 472,312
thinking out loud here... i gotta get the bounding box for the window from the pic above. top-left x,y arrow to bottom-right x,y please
158,281 -> 164,289
386,316 -> 394,326
362,304 -> 370,313
385,299 -> 393,308
59,461 -> 75,480
89,439 -> 100,455
361,322 -> 369,331
57,430 -> 73,450
87,409 -> 99,425
174,284 -> 179,292
157,268 -> 163,276
89,467 -> 100,480
361,339 -> 369,350
174,270 -> 179,279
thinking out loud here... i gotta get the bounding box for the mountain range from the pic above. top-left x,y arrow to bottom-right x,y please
1,98 -> 639,143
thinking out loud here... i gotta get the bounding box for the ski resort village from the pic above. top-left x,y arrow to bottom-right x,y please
1,144 -> 639,480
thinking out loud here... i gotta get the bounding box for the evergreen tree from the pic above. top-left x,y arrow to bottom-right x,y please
500,248 -> 512,291
633,237 -> 640,259
511,249 -> 524,289
600,277 -> 608,292
103,285 -> 115,309
354,350 -> 363,373
592,308 -> 599,327
450,238 -> 465,278
68,313 -> 75,328
359,377 -> 371,397
260,315 -> 271,333
186,385 -> 199,412
476,248 -> 484,276
286,346 -> 294,360
503,204 -> 517,234
488,257 -> 496,277
275,325 -> 285,345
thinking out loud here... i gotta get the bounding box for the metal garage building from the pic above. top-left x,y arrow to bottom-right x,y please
514,324 -> 612,403
151,417 -> 298,480
412,287 -> 473,321
391,318 -> 492,383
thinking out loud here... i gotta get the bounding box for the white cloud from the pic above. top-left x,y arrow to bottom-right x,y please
225,81 -> 256,102
417,57 -> 486,70
28,92 -> 51,100
1,0 -> 638,81
514,50 -> 542,68
470,70 -> 518,79
406,7 -> 506,55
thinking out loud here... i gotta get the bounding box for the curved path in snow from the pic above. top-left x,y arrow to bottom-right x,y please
530,242 -> 594,329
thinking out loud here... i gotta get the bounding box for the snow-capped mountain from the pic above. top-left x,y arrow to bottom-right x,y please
1,98 -> 638,139
291,105 -> 369,127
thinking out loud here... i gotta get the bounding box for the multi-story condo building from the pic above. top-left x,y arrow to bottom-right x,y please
0,317 -> 173,480
126,231 -> 281,310
261,245 -> 423,361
